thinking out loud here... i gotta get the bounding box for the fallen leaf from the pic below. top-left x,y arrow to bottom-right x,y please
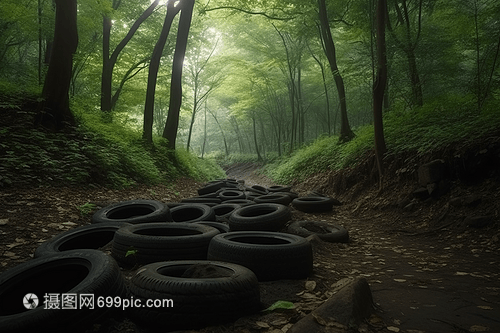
305,280 -> 316,292
455,272 -> 469,276
387,326 -> 400,332
469,325 -> 489,332
255,321 -> 270,328
477,306 -> 493,310
393,279 -> 407,283
0,219 -> 8,225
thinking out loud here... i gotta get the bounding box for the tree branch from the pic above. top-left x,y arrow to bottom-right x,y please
202,6 -> 295,21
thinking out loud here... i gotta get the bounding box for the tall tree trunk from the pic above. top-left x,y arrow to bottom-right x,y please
163,0 -> 195,149
373,0 -> 388,189
209,108 -> 229,156
39,0 -> 78,129
318,0 -> 354,143
143,1 -> 181,144
252,116 -> 263,162
101,0 -> 160,112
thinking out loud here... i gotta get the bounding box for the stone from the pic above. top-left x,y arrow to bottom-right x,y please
288,277 -> 374,333
449,195 -> 482,208
418,160 -> 446,187
412,187 -> 430,201
464,215 -> 494,228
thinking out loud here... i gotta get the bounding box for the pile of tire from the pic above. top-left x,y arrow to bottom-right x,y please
0,178 -> 348,332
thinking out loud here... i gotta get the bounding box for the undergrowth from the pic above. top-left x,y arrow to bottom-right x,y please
0,96 -> 224,188
266,95 -> 500,184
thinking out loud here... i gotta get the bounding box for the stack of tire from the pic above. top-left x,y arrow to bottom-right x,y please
0,178 -> 348,332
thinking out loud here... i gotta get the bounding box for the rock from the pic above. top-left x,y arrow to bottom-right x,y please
418,159 -> 446,187
412,187 -> 430,200
464,215 -> 494,228
288,277 -> 374,333
426,183 -> 438,197
449,195 -> 482,208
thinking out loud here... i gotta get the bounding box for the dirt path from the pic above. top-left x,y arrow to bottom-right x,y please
0,165 -> 498,333
226,163 -> 500,333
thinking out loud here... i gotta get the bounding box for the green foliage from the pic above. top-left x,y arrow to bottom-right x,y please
173,148 -> 226,181
77,202 -> 97,217
267,95 -> 500,184
262,300 -> 295,312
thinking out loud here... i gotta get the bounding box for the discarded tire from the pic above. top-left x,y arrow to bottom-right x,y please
292,196 -> 336,213
224,199 -> 256,206
229,203 -> 291,231
287,221 -> 349,243
218,189 -> 246,201
212,203 -> 242,222
0,250 -> 126,333
128,260 -> 261,330
267,185 -> 292,192
194,221 -> 231,233
111,223 -> 219,266
254,194 -> 292,206
170,203 -> 216,222
181,197 -> 222,205
92,199 -> 171,224
207,231 -> 313,281
34,222 -> 126,258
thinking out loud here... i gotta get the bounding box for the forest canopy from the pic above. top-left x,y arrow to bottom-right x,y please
1,0 -> 499,165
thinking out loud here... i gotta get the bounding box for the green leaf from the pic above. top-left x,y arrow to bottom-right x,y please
262,300 -> 295,312
125,248 -> 138,257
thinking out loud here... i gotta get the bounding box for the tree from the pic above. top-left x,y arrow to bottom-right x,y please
373,0 -> 388,188
386,0 -> 424,107
38,0 -> 78,129
143,1 -> 182,144
317,0 -> 355,142
163,0 -> 195,150
186,37 -> 224,151
101,0 -> 160,112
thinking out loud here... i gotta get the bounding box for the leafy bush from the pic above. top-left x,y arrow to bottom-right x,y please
267,94 -> 500,184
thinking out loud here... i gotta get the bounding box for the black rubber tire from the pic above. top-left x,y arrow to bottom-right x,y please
254,194 -> 292,206
292,196 -> 336,213
287,221 -> 349,243
197,181 -> 226,195
91,199 -> 171,224
194,221 -> 231,233
224,199 -> 256,206
245,185 -> 268,195
111,222 -> 219,266
128,260 -> 261,330
34,222 -> 126,258
267,185 -> 292,192
273,191 -> 299,200
212,203 -> 242,222
181,197 -> 222,204
229,203 -> 291,231
0,250 -> 126,333
207,231 -> 313,281
170,203 -> 216,222
218,189 -> 246,201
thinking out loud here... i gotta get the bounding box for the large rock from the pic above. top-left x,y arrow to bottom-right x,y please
288,277 -> 374,333
418,159 -> 446,187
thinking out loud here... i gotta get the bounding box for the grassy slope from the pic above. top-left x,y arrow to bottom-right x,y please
0,92 -> 225,188
266,95 -> 500,184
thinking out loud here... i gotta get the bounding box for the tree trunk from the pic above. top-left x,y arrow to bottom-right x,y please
101,0 -> 160,112
143,1 -> 181,144
318,0 -> 354,143
39,0 -> 78,130
252,116 -> 263,162
163,0 -> 195,149
373,0 -> 388,189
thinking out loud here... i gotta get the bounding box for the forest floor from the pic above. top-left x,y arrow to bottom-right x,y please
1,161 -> 499,333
